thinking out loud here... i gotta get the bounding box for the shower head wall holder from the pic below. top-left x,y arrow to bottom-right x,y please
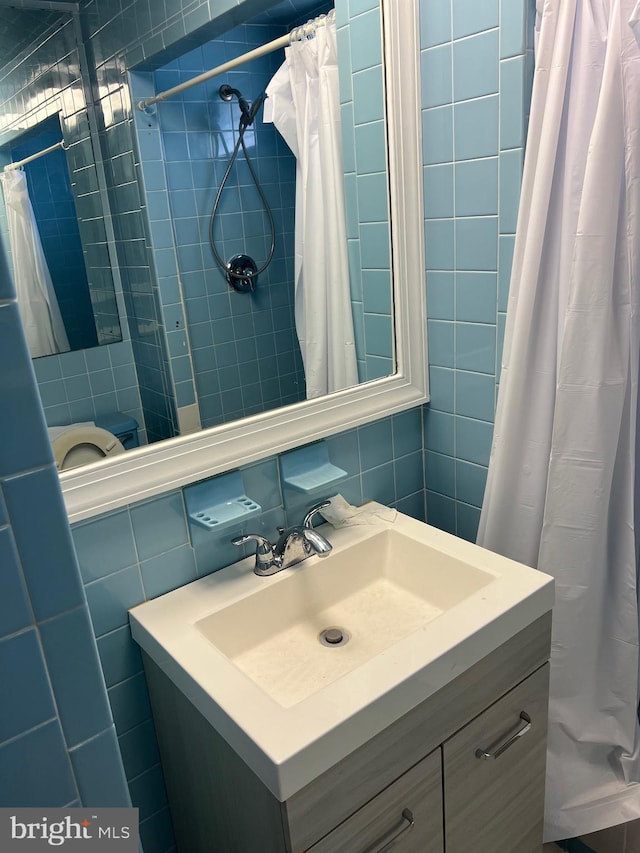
226,254 -> 258,293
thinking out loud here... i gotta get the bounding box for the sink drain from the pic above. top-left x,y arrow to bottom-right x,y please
318,627 -> 350,647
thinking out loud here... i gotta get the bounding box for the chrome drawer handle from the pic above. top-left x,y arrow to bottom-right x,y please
364,808 -> 414,853
475,711 -> 532,760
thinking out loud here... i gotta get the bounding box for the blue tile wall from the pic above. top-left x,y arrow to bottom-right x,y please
421,0 -> 534,542
0,240 -> 130,811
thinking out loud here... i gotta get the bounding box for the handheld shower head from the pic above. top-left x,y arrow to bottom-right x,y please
211,86 -> 275,294
246,91 -> 266,125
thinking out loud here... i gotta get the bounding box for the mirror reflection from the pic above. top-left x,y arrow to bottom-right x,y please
0,114 -> 123,356
0,0 -> 395,471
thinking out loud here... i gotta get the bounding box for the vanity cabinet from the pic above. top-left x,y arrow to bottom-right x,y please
142,612 -> 551,853
307,750 -> 443,853
444,662 -> 549,853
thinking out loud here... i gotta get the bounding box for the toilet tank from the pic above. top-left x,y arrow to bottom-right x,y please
95,412 -> 140,450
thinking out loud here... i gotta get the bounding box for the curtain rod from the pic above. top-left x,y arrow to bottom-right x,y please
4,140 -> 67,172
137,10 -> 334,113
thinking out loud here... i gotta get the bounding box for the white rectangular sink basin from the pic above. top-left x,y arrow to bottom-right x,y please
196,529 -> 494,707
130,506 -> 553,802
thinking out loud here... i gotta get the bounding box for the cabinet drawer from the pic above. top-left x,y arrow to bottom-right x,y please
307,750 -> 443,853
443,663 -> 549,853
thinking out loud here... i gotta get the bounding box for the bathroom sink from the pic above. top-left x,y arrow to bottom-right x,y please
196,528 -> 494,707
130,506 -> 553,801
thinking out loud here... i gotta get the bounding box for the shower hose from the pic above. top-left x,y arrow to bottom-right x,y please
208,92 -> 276,293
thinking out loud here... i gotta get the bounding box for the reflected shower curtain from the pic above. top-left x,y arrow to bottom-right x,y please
477,0 -> 640,840
1,168 -> 69,358
264,13 -> 358,399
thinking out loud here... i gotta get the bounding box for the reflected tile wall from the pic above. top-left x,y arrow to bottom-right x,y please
97,74 -> 177,445
81,3 -> 336,445
0,16 -> 147,443
89,0 -> 393,430
9,120 -> 98,352
421,0 -> 535,542
131,0 -> 390,427
132,20 -> 306,428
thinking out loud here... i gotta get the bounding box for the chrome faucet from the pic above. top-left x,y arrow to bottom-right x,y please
231,501 -> 332,576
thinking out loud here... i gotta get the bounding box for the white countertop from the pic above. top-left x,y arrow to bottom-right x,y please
129,509 -> 554,801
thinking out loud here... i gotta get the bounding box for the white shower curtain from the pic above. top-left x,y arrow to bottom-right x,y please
477,0 -> 640,841
264,14 -> 358,399
0,168 -> 69,358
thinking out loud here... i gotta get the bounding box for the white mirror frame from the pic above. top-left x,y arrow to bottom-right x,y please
60,0 -> 427,523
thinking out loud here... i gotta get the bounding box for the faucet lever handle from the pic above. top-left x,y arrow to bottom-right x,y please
231,533 -> 273,556
303,501 -> 331,528
231,533 -> 279,576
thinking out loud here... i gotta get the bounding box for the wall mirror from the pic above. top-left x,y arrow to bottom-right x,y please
1,0 -> 427,522
0,4 -> 123,361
